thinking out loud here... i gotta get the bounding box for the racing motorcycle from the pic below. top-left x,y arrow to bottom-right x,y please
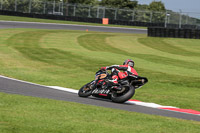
78,69 -> 148,103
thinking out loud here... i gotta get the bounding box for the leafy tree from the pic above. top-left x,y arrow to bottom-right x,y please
1,0 -> 14,11
148,1 -> 165,11
134,4 -> 149,22
64,0 -> 98,5
1,0 -> 30,12
136,4 -> 148,10
100,0 -> 138,9
148,1 -> 166,23
98,0 -> 137,21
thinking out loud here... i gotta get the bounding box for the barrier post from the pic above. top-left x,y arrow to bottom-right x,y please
0,0 -> 2,10
15,0 -> 17,12
29,0 -> 32,13
102,18 -> 109,25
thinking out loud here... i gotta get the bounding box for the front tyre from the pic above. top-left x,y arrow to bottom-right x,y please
111,86 -> 135,103
78,83 -> 93,97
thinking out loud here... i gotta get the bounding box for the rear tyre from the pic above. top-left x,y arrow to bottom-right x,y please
78,83 -> 92,97
111,86 -> 135,103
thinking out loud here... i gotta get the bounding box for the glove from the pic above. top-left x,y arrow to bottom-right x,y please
101,67 -> 107,70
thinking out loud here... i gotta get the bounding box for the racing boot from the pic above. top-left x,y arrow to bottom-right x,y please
108,76 -> 121,91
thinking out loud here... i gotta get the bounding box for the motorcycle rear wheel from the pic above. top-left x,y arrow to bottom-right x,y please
111,86 -> 135,103
78,83 -> 92,97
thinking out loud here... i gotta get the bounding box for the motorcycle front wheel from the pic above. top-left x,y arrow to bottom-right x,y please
111,86 -> 135,103
78,83 -> 93,97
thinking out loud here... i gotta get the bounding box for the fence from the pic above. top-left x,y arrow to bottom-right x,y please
148,27 -> 200,39
0,0 -> 200,28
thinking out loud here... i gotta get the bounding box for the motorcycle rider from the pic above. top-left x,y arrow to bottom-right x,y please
100,59 -> 138,89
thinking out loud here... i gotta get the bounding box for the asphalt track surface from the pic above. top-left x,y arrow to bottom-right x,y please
0,76 -> 200,122
0,20 -> 147,34
0,21 -> 200,122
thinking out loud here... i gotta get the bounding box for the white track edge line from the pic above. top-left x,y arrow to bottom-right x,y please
48,85 -> 178,109
48,86 -> 78,93
1,75 -> 200,116
42,86 -> 200,116
0,75 -> 55,89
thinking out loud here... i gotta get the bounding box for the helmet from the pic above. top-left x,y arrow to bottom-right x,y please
123,59 -> 134,68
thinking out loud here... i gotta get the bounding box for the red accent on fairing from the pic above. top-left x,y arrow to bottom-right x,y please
118,72 -> 127,79
99,94 -> 107,96
113,80 -> 118,84
112,75 -> 119,80
159,107 -> 200,115
124,71 -> 128,76
97,79 -> 103,84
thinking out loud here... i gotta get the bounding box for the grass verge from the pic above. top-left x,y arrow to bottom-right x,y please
1,92 -> 200,133
0,28 -> 200,132
0,28 -> 200,110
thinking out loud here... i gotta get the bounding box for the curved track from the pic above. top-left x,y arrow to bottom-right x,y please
0,21 -> 199,121
0,76 -> 200,121
0,20 -> 147,34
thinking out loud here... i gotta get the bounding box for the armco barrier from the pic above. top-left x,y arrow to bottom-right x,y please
1,10 -> 199,29
0,10 -> 102,24
148,27 -> 200,39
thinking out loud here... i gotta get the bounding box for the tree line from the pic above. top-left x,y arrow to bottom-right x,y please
0,0 -> 167,22
3,0 -> 197,25
2,0 -> 166,11
54,0 -> 166,12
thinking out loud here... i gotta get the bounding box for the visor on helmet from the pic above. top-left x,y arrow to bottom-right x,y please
128,61 -> 134,67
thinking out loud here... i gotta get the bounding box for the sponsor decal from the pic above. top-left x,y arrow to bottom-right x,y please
92,88 -> 110,94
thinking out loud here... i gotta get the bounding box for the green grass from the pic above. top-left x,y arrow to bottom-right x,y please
0,28 -> 200,132
0,15 -> 147,29
1,92 -> 200,133
0,28 -> 200,110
